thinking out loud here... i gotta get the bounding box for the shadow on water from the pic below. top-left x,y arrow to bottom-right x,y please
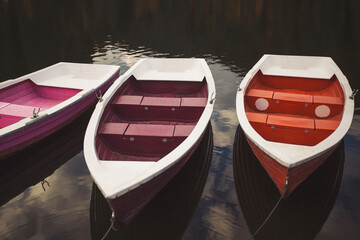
90,123 -> 213,240
0,108 -> 93,207
233,125 -> 345,240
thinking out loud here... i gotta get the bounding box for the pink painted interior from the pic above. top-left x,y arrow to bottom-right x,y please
0,80 -> 81,128
96,75 -> 208,162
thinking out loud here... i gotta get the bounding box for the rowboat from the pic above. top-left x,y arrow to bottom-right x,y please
0,62 -> 120,159
236,54 -> 354,198
84,58 -> 215,225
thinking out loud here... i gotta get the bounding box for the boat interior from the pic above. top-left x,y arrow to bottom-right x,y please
96,75 -> 208,161
244,71 -> 344,146
0,80 -> 81,129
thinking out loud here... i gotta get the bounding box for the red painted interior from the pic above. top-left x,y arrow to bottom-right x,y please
0,80 -> 81,129
96,75 -> 208,161
244,71 -> 344,146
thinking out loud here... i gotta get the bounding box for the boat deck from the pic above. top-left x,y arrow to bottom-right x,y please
244,71 -> 344,146
0,80 -> 80,128
96,76 -> 208,161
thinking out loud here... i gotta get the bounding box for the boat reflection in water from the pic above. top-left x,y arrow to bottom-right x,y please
233,125 -> 344,240
90,124 -> 213,240
0,109 -> 93,207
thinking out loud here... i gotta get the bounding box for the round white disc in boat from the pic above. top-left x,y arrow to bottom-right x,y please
315,105 -> 330,118
255,98 -> 269,111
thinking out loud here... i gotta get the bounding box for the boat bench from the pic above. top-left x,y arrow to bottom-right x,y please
98,122 -> 195,156
246,112 -> 340,146
111,95 -> 207,121
246,89 -> 343,118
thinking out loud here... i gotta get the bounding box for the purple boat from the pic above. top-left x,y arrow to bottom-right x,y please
0,62 -> 120,159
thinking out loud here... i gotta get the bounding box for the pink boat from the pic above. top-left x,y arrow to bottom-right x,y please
84,58 -> 216,225
0,62 -> 120,159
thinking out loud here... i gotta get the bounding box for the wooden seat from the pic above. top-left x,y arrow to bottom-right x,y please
112,95 -> 143,105
0,104 -> 38,118
0,102 -> 10,109
273,92 -> 312,104
111,95 -> 206,122
313,95 -> 343,105
174,124 -> 195,137
246,112 -> 268,124
181,97 -> 207,107
140,97 -> 181,107
125,123 -> 174,137
98,122 -> 194,157
246,89 -> 274,99
315,119 -> 340,131
246,88 -> 344,118
98,123 -> 129,135
266,115 -> 314,131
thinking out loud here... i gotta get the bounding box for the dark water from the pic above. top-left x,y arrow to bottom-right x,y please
0,0 -> 360,239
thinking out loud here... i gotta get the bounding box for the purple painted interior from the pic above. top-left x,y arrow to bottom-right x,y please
96,75 -> 208,161
0,80 -> 81,128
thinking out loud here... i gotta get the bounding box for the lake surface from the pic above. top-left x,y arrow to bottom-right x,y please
0,0 -> 359,239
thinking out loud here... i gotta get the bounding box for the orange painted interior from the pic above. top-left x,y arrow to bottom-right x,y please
245,71 -> 344,146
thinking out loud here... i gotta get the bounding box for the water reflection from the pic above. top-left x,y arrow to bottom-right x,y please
90,124 -> 213,240
2,0 -> 359,91
233,125 -> 345,240
0,109 -> 92,207
0,110 -> 94,239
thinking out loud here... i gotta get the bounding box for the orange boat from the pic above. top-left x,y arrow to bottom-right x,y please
236,55 -> 355,198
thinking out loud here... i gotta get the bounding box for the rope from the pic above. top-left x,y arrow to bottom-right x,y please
101,213 -> 117,240
248,177 -> 289,240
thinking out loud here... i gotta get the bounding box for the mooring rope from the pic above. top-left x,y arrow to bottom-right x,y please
248,177 -> 289,240
101,212 -> 117,240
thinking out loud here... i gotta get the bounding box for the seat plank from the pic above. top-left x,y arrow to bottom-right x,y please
140,97 -> 181,107
246,112 -> 268,124
315,119 -> 340,131
125,123 -> 174,137
99,123 -> 129,135
267,115 -> 314,130
0,104 -> 37,118
246,89 -> 274,99
174,124 -> 195,137
273,92 -> 312,103
313,95 -> 343,105
181,98 -> 207,107
112,95 -> 143,105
